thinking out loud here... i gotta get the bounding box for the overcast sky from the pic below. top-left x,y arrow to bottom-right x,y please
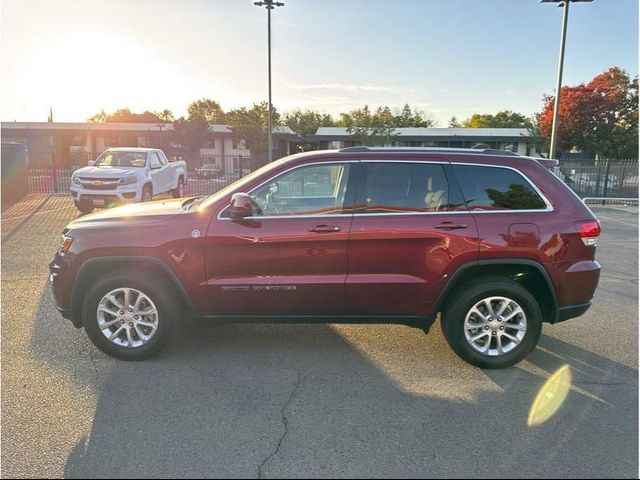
1,0 -> 638,125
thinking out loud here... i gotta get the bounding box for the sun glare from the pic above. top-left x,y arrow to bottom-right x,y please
22,31 -> 183,120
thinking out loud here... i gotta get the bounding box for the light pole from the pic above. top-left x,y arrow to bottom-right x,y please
254,0 -> 284,164
542,0 -> 593,160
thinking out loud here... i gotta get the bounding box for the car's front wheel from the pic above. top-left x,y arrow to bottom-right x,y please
141,184 -> 153,202
74,200 -> 94,214
442,276 -> 542,369
82,271 -> 179,360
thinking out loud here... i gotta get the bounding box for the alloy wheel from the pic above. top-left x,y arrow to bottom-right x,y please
97,287 -> 159,348
464,296 -> 527,356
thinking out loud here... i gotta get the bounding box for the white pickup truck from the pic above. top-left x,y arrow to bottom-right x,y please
70,148 -> 187,213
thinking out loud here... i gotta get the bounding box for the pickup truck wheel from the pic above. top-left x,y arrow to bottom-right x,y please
141,185 -> 153,202
82,272 -> 179,360
441,276 -> 542,369
171,178 -> 184,198
74,200 -> 94,214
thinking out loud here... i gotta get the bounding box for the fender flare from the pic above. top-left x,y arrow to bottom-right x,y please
70,255 -> 197,320
432,258 -> 559,323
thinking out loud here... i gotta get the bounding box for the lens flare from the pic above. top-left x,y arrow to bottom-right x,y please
527,364 -> 572,427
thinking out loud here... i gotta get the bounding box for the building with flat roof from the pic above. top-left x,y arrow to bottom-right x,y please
308,127 -> 543,156
0,122 -> 301,170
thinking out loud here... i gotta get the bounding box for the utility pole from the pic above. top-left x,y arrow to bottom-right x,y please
254,0 -> 284,164
542,0 -> 593,159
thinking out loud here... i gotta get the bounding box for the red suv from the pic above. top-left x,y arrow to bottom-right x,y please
50,148 -> 601,368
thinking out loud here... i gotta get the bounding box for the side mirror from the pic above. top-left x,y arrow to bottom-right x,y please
87,160 -> 95,166
227,192 -> 255,219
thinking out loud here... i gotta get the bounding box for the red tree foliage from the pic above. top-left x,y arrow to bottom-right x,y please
539,67 -> 638,157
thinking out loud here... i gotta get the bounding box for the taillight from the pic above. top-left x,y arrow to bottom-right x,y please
575,220 -> 601,246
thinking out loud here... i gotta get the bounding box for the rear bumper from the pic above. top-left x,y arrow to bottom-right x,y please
555,300 -> 593,323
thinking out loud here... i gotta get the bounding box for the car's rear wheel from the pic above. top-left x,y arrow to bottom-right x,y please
171,178 -> 184,198
442,276 -> 542,369
82,272 -> 179,360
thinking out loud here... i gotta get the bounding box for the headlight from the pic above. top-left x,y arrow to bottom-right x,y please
119,175 -> 138,186
59,234 -> 74,253
71,174 -> 81,186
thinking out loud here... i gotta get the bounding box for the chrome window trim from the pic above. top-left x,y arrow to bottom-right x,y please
217,158 -> 555,221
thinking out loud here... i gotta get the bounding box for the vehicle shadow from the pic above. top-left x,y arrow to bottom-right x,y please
20,284 -> 637,478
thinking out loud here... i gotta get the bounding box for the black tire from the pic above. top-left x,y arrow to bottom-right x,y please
82,271 -> 180,360
74,200 -> 94,214
171,177 -> 184,198
441,276 -> 542,369
141,184 -> 153,202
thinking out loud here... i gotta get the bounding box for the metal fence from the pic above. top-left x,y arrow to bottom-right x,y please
25,151 -> 256,197
554,157 -> 638,200
24,150 -> 640,202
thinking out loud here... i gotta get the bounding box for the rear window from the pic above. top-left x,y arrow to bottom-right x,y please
360,162 -> 452,213
453,165 -> 547,211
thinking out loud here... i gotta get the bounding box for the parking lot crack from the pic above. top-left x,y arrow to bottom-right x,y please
257,370 -> 303,479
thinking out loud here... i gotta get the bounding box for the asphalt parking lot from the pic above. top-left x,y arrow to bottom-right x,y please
1,195 -> 638,479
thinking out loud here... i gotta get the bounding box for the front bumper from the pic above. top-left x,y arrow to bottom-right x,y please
49,252 -> 83,328
71,186 -> 139,207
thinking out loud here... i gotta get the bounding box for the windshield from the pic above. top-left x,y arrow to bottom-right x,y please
95,151 -> 147,168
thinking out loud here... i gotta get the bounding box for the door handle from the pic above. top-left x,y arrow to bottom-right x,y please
309,225 -> 342,233
434,222 -> 468,230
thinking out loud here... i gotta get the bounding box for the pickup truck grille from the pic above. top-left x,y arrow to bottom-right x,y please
79,177 -> 120,190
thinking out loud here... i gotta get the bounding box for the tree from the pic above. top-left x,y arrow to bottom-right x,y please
283,109 -> 335,136
226,102 -> 280,166
170,117 -> 210,154
87,108 -> 165,123
88,109 -> 108,123
393,104 -> 436,128
460,110 -> 533,129
187,98 -> 225,123
538,67 -> 638,157
155,109 -> 175,123
449,116 -> 462,128
337,105 -> 397,146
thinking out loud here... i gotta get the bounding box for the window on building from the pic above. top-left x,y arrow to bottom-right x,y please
453,165 -> 547,210
360,162 -> 452,213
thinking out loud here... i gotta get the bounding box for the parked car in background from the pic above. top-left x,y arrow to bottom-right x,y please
70,148 -> 186,213
51,147 -> 601,369
621,174 -> 639,197
622,175 -> 638,188
570,172 -> 617,195
195,163 -> 223,179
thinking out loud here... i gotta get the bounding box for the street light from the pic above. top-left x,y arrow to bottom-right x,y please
542,0 -> 593,160
254,0 -> 284,164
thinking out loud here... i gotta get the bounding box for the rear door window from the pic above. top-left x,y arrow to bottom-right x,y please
453,165 -> 547,210
359,162 -> 453,213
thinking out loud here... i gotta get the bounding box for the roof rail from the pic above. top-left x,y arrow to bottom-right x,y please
338,146 -> 521,156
